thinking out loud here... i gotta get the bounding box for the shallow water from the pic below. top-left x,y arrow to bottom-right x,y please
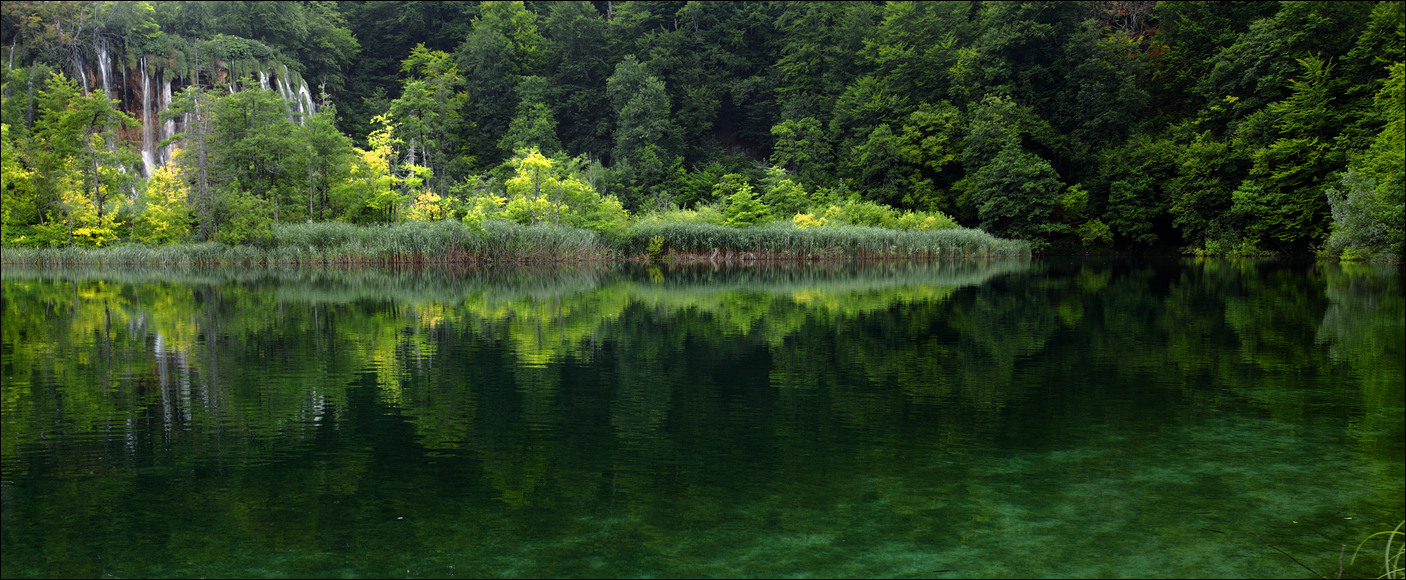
1,258 -> 1401,578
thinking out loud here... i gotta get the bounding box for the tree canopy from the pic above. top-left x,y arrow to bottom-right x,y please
1,0 -> 1401,257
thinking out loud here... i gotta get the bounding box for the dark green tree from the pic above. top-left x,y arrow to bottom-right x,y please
456,1 -> 545,165
541,1 -> 612,157
209,86 -> 300,241
500,75 -> 561,155
968,143 -> 1064,245
607,55 -> 673,208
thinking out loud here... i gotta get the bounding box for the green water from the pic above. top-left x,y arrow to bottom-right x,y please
1,259 -> 1401,579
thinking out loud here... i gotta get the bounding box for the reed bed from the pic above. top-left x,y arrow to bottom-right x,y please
625,221 -> 1030,260
1,220 -> 617,265
1,219 -> 1028,265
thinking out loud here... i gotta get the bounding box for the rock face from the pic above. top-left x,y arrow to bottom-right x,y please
73,40 -> 316,177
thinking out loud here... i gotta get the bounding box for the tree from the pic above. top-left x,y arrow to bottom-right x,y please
862,1 -> 976,105
773,1 -> 880,120
1093,133 -> 1181,247
499,75 -> 560,154
769,116 -> 831,185
1150,1 -> 1278,119
392,44 -> 466,193
721,180 -> 771,227
502,147 -> 628,233
457,1 -> 545,164
541,1 -> 612,157
0,123 -> 36,245
1054,22 -> 1150,166
135,155 -> 192,244
1327,62 -> 1405,258
335,1 -> 475,139
335,114 -> 410,224
607,55 -> 672,207
294,105 -> 354,222
759,166 -> 811,218
167,86 -> 217,239
829,75 -> 908,162
844,100 -> 963,211
22,72 -> 136,247
1234,56 -> 1342,251
1197,1 -> 1373,133
960,94 -> 1053,225
969,144 -> 1063,244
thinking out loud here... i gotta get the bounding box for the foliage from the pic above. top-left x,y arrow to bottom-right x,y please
0,123 -> 35,245
501,148 -> 629,236
1,0 -> 1403,256
1328,62 -> 1405,259
969,144 -> 1063,245
607,55 -> 673,207
134,156 -> 192,244
721,181 -> 771,227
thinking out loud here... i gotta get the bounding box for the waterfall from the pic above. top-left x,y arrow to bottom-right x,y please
160,75 -> 174,163
278,64 -> 299,123
96,39 -> 112,100
282,71 -> 296,108
258,69 -> 268,91
74,52 -> 89,96
298,81 -> 316,120
140,56 -> 156,177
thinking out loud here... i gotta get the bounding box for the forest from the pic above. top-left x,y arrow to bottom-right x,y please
0,1 -> 1401,258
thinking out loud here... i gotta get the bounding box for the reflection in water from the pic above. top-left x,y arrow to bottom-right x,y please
1,259 -> 1401,578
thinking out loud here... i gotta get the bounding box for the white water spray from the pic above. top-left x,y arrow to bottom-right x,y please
140,56 -> 156,177
97,39 -> 112,100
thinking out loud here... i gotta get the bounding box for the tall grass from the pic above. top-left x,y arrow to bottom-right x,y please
1,220 -> 616,265
1,219 -> 1028,265
625,221 -> 1029,260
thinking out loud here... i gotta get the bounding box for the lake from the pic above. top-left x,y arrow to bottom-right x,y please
1,258 -> 1401,578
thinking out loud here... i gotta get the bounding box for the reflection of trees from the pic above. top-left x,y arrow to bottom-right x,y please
944,280 -> 1059,408
1316,263 -> 1404,474
6,257 -> 1403,571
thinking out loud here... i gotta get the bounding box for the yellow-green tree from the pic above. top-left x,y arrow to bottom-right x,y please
336,115 -> 428,223
0,123 -> 36,245
502,148 -> 629,234
48,167 -> 122,247
135,155 -> 193,244
406,190 -> 452,222
11,73 -> 136,247
504,148 -> 558,225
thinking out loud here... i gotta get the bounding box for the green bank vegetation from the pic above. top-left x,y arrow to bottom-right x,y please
0,215 -> 1029,265
0,1 -> 1402,259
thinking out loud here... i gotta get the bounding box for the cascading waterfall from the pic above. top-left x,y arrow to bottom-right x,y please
277,65 -> 297,122
89,37 -> 137,197
160,75 -> 174,163
140,56 -> 157,177
125,55 -> 323,178
96,38 -> 112,100
73,52 -> 89,96
298,82 -> 316,120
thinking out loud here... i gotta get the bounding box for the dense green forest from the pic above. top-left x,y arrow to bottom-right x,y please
1,1 -> 1401,257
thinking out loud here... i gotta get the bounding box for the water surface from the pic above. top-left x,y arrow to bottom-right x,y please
2,259 -> 1401,578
